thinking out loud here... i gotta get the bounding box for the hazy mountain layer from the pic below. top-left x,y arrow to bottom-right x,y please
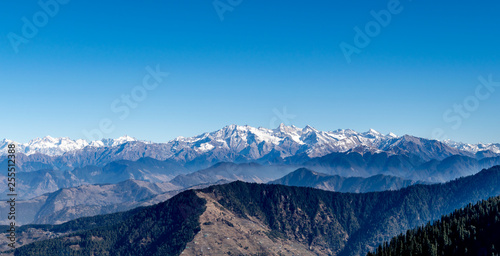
170,162 -> 296,187
0,157 -> 189,199
270,168 -> 423,192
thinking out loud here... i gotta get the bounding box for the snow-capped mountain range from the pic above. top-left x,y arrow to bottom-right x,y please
0,124 -> 498,160
443,140 -> 500,154
0,135 -> 137,156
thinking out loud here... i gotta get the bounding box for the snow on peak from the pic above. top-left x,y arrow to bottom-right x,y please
17,136 -> 91,156
443,140 -> 500,154
0,135 -> 142,156
363,129 -> 383,138
302,125 -> 321,135
388,132 -> 398,138
113,135 -> 137,145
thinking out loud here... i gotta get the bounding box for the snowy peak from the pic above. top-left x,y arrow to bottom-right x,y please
367,128 -> 381,135
23,136 -> 90,156
112,135 -> 137,146
0,136 -> 141,156
362,129 -> 383,139
388,132 -> 398,138
276,123 -> 301,133
302,125 -> 318,133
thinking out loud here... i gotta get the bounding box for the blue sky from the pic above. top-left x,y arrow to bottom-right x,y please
1,0 -> 499,143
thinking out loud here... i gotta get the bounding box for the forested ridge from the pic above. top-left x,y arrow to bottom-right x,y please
368,195 -> 500,256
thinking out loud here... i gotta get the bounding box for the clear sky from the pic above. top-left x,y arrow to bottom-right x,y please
1,0 -> 499,144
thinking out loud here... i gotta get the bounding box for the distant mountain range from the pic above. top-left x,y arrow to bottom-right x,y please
1,125 -> 498,182
170,162 -> 295,187
269,168 -> 425,192
0,135 -> 137,156
1,124 -> 498,168
301,150 -> 500,182
7,166 -> 500,256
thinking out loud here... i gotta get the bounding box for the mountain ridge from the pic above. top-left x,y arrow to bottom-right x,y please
3,124 -> 497,159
